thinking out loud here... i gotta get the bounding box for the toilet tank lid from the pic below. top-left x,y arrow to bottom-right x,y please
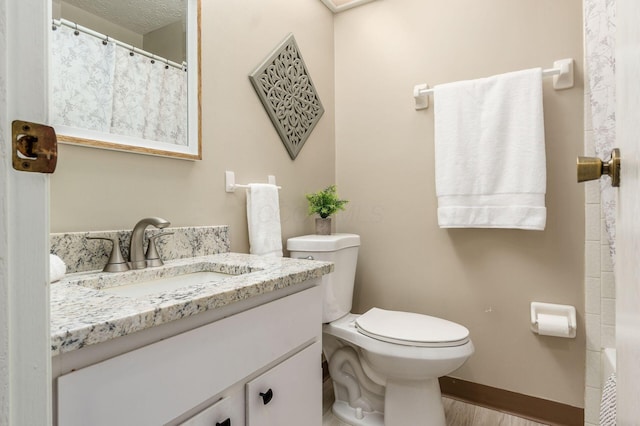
287,233 -> 360,252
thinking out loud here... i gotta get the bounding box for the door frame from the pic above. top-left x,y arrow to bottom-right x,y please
1,0 -> 52,424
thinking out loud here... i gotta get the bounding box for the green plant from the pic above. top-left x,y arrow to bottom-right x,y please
305,185 -> 348,219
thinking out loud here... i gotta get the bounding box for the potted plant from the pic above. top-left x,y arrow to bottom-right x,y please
305,185 -> 348,235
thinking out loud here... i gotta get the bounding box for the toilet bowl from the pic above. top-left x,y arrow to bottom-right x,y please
287,234 -> 474,426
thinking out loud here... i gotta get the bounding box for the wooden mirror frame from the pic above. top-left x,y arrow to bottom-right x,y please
51,0 -> 202,160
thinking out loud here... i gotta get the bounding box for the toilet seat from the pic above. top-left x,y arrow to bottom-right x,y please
323,313 -> 474,377
355,308 -> 469,348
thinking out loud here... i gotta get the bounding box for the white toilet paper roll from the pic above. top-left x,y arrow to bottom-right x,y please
537,313 -> 571,337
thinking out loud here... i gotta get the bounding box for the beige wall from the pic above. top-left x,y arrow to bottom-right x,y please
144,20 -> 185,64
50,0 -> 336,254
334,0 -> 585,408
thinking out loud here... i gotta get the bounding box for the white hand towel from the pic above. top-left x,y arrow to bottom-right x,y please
246,183 -> 283,257
50,254 -> 67,283
434,68 -> 546,230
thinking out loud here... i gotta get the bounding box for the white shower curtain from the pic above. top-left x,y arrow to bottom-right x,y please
51,25 -> 187,146
154,64 -> 188,146
51,25 -> 115,133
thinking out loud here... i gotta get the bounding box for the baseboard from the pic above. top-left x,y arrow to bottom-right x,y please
439,377 -> 584,426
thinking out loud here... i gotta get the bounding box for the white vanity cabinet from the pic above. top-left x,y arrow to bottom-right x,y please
56,286 -> 322,426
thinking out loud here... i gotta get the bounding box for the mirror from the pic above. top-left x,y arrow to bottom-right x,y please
50,0 -> 201,160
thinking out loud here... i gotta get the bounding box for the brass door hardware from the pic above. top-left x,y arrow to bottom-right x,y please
12,120 -> 57,173
577,148 -> 620,187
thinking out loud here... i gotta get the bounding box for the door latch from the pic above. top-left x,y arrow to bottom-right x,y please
12,120 -> 57,173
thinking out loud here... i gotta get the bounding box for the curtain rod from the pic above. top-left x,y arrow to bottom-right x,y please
52,18 -> 187,72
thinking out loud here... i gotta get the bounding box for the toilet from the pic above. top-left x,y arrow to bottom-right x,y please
287,234 -> 474,426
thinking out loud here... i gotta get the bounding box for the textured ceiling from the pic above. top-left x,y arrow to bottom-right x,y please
64,0 -> 186,34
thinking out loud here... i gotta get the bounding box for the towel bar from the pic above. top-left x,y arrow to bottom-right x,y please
225,171 -> 282,192
413,58 -> 574,110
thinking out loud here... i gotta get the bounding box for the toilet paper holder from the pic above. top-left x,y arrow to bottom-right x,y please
530,302 -> 577,338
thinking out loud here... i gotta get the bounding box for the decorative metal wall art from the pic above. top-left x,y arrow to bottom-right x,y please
249,34 -> 324,160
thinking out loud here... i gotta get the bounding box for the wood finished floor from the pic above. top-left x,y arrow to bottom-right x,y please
322,396 -> 549,426
322,376 -> 548,426
322,380 -> 546,426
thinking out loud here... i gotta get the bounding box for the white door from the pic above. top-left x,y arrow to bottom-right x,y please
615,0 -> 640,423
1,0 -> 52,425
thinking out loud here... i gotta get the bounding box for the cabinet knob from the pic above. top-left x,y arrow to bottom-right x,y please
215,419 -> 230,426
259,388 -> 274,405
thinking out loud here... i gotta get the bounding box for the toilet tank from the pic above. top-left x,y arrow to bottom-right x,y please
287,234 -> 360,323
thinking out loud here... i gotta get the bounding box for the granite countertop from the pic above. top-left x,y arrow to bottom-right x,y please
51,253 -> 332,356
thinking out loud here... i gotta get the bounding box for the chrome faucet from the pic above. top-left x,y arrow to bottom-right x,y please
128,217 -> 170,269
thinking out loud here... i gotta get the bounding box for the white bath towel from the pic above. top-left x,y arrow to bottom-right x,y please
246,183 -> 283,257
434,68 -> 546,230
50,254 -> 67,283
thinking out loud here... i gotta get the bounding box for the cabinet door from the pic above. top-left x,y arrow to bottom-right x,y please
180,390 -> 244,426
246,341 -> 321,426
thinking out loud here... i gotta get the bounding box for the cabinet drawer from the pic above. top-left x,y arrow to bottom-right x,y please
180,388 -> 244,426
246,341 -> 322,426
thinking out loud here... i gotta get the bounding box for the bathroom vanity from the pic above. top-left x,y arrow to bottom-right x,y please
50,231 -> 331,426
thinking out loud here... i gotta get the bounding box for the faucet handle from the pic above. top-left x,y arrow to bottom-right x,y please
145,232 -> 174,267
87,236 -> 130,272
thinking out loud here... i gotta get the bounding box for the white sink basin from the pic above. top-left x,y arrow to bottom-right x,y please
101,271 -> 234,298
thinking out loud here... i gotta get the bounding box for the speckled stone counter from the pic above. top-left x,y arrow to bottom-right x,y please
51,223 -> 332,357
51,253 -> 332,356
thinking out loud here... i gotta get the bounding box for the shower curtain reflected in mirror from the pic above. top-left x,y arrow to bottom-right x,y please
51,24 -> 187,146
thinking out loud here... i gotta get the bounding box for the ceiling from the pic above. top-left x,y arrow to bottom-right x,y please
319,0 -> 377,13
63,0 -> 186,34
